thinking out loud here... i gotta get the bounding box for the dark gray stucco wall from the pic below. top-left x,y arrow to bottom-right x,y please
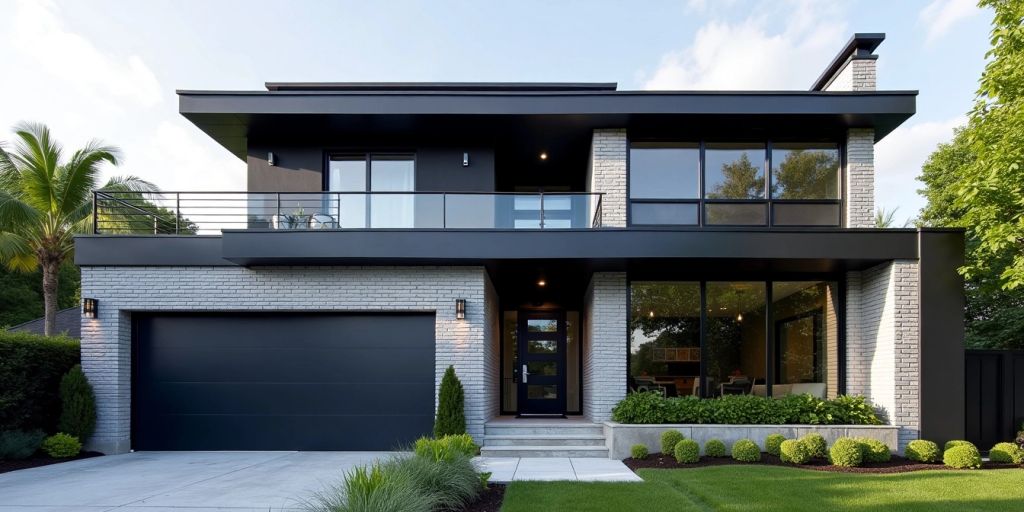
246,144 -> 495,193
918,229 -> 966,445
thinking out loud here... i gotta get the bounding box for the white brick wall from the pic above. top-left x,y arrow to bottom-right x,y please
846,128 -> 875,228
587,129 -> 627,227
845,260 -> 920,450
80,265 -> 494,454
824,58 -> 876,92
583,272 -> 627,422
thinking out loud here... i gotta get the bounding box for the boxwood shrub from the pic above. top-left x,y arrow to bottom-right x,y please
829,437 -> 863,467
660,430 -> 684,455
854,437 -> 891,463
905,439 -> 941,463
41,433 -> 80,458
800,433 -> 827,459
780,439 -> 810,464
630,444 -> 649,460
988,442 -> 1024,464
764,433 -> 786,456
944,440 -> 975,452
610,392 -> 881,425
704,439 -> 726,458
0,429 -> 46,459
944,444 -> 982,469
731,439 -> 761,462
0,332 -> 80,433
673,439 -> 700,464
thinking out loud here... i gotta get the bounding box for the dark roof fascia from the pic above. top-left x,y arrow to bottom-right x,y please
264,82 -> 619,92
811,33 -> 886,91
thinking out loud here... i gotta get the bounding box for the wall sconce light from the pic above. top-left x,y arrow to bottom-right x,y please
82,298 -> 98,318
267,151 -> 276,166
455,299 -> 466,320
462,152 -> 470,167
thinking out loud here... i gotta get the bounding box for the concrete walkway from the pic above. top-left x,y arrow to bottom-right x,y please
0,451 -> 389,511
474,456 -> 642,482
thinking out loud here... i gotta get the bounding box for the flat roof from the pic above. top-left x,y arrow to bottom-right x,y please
264,82 -> 619,92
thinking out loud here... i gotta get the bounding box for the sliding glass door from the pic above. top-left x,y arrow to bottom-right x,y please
328,154 -> 415,228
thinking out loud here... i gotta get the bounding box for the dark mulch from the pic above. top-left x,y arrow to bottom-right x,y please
624,452 -> 1022,474
0,451 -> 103,474
462,484 -> 505,512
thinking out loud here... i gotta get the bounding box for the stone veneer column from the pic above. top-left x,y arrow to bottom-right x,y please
845,260 -> 920,451
583,272 -> 627,422
587,129 -> 627,227
80,266 -> 492,453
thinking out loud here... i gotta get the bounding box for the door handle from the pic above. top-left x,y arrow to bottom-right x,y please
522,364 -> 529,384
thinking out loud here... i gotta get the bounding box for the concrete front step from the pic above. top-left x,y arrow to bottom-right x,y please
483,434 -> 607,447
484,425 -> 604,437
479,445 -> 610,458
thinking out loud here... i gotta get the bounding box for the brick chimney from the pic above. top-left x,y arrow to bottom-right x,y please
811,33 -> 884,92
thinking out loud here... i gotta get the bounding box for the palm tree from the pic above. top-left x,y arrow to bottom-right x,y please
0,122 -> 155,335
874,207 -> 915,229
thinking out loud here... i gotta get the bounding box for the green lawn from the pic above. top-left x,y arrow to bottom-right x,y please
500,466 -> 1024,512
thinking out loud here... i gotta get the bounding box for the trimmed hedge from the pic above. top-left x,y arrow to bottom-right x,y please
731,439 -> 761,462
829,437 -> 863,467
855,437 -> 891,463
704,439 -> 726,458
780,439 -> 811,464
630,444 -> 649,460
944,440 -> 975,452
0,331 -> 80,433
764,434 -> 786,456
660,430 -> 684,455
673,439 -> 700,464
41,433 -> 80,458
944,444 -> 982,469
800,433 -> 827,459
611,392 -> 881,425
989,442 -> 1024,464
905,440 -> 941,463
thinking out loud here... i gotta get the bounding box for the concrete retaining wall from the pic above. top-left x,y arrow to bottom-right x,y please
603,422 -> 900,460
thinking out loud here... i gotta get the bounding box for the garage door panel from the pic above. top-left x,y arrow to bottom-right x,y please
133,313 -> 435,451
140,414 -> 433,451
147,381 -> 434,416
147,346 -> 434,383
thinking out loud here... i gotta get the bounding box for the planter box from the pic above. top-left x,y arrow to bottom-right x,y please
603,422 -> 900,460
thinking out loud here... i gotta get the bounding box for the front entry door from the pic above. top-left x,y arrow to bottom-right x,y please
517,310 -> 566,415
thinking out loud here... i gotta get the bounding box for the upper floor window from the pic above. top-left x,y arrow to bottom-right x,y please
328,153 -> 415,228
628,141 -> 841,227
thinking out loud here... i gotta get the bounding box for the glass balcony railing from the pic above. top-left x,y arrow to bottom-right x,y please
92,191 -> 604,235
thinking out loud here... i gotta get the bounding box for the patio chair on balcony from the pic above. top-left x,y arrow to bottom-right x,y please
309,213 -> 337,229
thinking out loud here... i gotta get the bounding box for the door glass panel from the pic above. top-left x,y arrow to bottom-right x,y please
527,319 -> 558,332
528,385 -> 558,399
566,311 -> 580,413
502,311 -> 517,412
527,339 -> 557,354
328,157 -> 367,228
370,155 -> 415,228
527,361 -> 558,376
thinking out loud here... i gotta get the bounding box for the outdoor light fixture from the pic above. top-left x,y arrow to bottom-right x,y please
539,152 -> 548,161
462,152 -> 470,167
267,151 -> 276,166
737,312 -> 743,322
649,311 -> 655,318
82,298 -> 98,318
455,299 -> 466,320
537,279 -> 546,287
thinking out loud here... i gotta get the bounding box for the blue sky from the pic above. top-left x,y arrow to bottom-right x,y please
0,0 -> 993,222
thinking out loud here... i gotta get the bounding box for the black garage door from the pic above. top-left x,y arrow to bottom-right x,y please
132,313 -> 435,451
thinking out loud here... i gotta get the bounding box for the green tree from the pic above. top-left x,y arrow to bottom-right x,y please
951,0 -> 1024,290
874,207 -> 913,228
0,123 -> 155,335
919,128 -> 1024,348
0,262 -> 80,328
434,365 -> 466,437
58,364 -> 96,442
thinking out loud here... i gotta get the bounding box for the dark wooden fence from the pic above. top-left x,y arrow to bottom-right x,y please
965,349 -> 1024,448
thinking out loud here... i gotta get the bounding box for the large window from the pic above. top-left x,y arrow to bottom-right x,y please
629,280 -> 839,398
328,153 -> 415,228
628,141 -> 841,227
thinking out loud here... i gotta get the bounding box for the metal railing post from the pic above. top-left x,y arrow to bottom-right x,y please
539,191 -> 545,229
175,193 -> 180,234
92,191 -> 99,234
442,193 -> 447,229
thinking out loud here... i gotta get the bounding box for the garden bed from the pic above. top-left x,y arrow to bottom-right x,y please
0,451 -> 102,474
623,452 -> 1022,474
461,484 -> 505,512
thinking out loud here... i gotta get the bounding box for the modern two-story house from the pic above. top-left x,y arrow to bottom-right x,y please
76,34 -> 965,457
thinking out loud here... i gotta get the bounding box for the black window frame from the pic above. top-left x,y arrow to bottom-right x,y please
626,140 -> 843,228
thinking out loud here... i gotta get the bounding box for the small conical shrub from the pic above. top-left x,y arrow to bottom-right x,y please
58,365 -> 96,442
434,365 -> 466,437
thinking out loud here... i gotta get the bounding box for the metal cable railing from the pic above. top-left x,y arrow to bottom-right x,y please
93,190 -> 605,235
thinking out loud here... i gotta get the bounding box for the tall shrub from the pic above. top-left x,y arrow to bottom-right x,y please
0,331 -> 79,432
434,366 -> 465,437
58,365 -> 96,442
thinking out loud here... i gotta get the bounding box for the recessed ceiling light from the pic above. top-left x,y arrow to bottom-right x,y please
648,311 -> 655,318
539,152 -> 548,160
537,279 -> 546,287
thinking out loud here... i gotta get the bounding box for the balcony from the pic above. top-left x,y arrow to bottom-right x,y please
92,191 -> 603,235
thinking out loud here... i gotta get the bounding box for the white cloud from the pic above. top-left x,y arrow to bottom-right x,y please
874,116 -> 965,220
640,1 -> 847,90
12,0 -> 162,108
919,0 -> 980,43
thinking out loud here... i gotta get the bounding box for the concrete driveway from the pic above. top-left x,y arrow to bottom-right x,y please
0,451 -> 390,511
